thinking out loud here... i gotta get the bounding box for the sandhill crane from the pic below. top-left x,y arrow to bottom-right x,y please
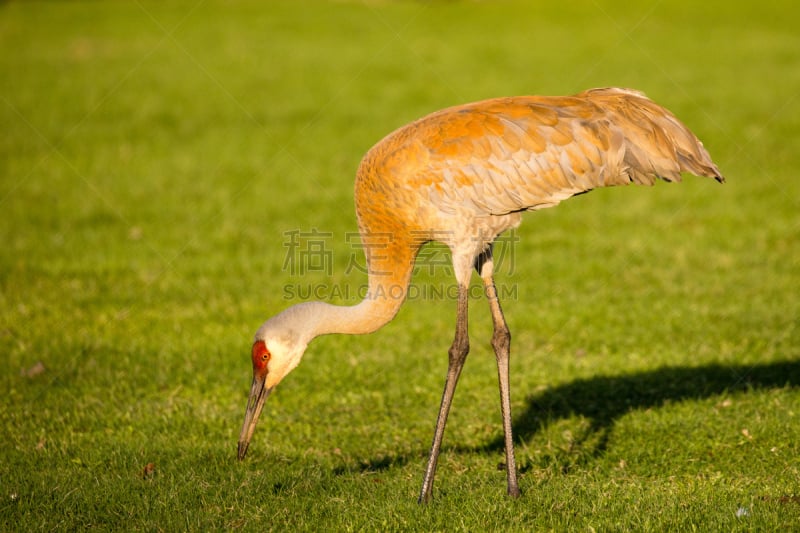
236,87 -> 724,503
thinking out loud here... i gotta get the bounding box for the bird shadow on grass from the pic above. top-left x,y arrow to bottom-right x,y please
476,359 -> 800,470
337,359 -> 799,476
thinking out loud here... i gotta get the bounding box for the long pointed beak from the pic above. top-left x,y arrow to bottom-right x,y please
237,374 -> 272,460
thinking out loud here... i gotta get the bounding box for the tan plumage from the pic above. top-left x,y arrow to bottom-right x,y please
358,86 -> 721,239
237,87 -> 724,503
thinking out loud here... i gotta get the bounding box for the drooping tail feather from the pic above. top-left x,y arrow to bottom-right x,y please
582,88 -> 725,185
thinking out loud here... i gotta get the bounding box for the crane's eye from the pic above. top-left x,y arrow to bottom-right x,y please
251,340 -> 271,372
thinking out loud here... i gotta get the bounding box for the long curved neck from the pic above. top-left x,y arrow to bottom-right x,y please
304,236 -> 418,338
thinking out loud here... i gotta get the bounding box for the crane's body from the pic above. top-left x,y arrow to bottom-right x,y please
237,87 -> 724,503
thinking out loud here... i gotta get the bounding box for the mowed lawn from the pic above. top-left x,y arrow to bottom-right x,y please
1,0 -> 798,530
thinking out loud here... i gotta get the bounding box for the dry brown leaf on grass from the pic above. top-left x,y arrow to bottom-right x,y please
21,361 -> 46,378
141,463 -> 156,480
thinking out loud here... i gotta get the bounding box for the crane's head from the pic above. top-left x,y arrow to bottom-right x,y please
237,314 -> 310,460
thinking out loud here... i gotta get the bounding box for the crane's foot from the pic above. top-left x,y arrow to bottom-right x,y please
417,472 -> 435,504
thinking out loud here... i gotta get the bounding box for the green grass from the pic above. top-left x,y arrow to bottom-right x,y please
2,0 -> 799,530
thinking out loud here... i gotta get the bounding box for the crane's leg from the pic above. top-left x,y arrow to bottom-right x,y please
477,249 -> 521,498
418,281 -> 470,504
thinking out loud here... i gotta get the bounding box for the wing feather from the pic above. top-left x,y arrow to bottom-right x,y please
359,87 -> 723,220
427,89 -> 722,215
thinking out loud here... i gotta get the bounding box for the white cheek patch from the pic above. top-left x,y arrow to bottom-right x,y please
263,340 -> 306,389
